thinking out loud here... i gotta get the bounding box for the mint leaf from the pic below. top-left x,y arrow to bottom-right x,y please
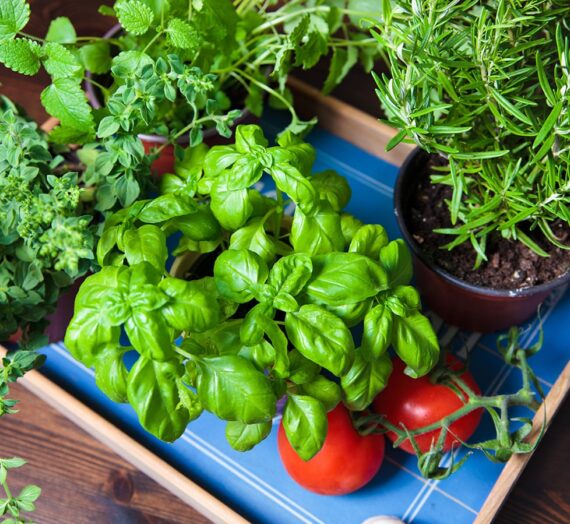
115,0 -> 154,36
323,46 -> 358,95
45,16 -> 76,43
41,79 -> 95,139
0,0 -> 30,41
43,42 -> 83,80
0,38 -> 41,75
79,41 -> 111,74
48,124 -> 93,145
166,18 -> 200,50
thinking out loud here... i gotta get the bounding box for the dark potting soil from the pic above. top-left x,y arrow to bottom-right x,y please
408,158 -> 570,290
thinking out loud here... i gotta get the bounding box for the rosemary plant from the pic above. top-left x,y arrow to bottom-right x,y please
373,0 -> 570,264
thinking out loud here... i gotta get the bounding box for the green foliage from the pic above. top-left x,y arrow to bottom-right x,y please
65,125 -> 439,455
0,0 -> 383,142
0,98 -> 95,342
0,350 -> 44,523
373,0 -> 570,260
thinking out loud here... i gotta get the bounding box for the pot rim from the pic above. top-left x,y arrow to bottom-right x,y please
394,147 -> 570,299
84,23 -> 250,144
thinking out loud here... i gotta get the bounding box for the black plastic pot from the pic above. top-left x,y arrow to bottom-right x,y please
394,148 -> 570,333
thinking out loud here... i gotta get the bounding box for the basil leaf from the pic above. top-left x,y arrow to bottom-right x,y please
379,239 -> 413,287
392,312 -> 439,378
340,213 -> 364,245
235,124 -> 269,153
64,307 -> 120,366
305,252 -> 388,306
257,314 -> 289,378
324,298 -> 372,328
176,382 -> 203,421
125,310 -> 174,361
127,357 -> 190,442
299,375 -> 341,411
341,351 -> 392,411
184,320 -> 243,356
310,170 -> 351,211
288,349 -> 320,384
282,394 -> 327,460
361,303 -> 393,360
349,224 -> 389,259
94,345 -> 128,403
96,226 -> 120,266
230,218 -> 277,263
240,303 -> 270,346
123,225 -> 167,272
285,305 -> 354,377
268,253 -> 312,296
195,355 -> 276,423
290,205 -> 344,255
270,162 -> 317,215
171,205 -> 221,242
214,249 -> 268,303
203,145 -> 240,177
138,193 -> 197,223
159,277 -> 220,332
226,421 -> 272,452
210,187 -> 253,230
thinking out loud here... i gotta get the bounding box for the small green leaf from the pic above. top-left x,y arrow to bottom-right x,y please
0,38 -> 41,75
43,42 -> 83,80
361,303 -> 392,359
214,249 -> 268,303
349,224 -> 389,259
226,421 -> 272,451
115,0 -> 154,35
299,375 -> 341,411
341,351 -> 392,411
123,225 -> 167,272
379,239 -> 413,287
285,304 -> 354,376
166,18 -> 200,50
392,312 -> 439,378
127,357 -> 190,441
282,394 -> 327,460
0,0 -> 30,41
45,16 -> 76,43
305,252 -> 388,306
41,78 -> 95,139
79,41 -> 112,74
195,355 -> 276,423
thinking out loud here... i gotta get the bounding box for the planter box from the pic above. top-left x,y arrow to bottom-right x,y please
6,92 -> 569,524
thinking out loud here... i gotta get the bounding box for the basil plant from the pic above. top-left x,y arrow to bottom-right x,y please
65,125 -> 439,457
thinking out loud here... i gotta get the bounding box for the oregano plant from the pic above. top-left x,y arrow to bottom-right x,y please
65,125 -> 440,456
0,97 -> 95,344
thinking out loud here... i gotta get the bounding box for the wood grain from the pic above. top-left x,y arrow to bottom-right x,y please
0,383 -> 211,524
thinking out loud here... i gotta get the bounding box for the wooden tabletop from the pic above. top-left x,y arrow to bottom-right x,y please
1,2 -> 569,522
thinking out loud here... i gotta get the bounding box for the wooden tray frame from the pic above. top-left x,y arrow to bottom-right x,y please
6,85 -> 568,523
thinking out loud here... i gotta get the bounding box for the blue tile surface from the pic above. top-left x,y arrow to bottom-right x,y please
38,110 -> 569,524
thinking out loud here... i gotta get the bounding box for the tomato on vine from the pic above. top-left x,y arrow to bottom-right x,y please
373,356 -> 482,454
278,404 -> 385,495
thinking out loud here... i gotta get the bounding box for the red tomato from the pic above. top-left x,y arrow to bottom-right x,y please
373,356 -> 482,454
277,404 -> 385,495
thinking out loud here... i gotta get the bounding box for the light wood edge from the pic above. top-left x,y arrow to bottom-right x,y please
475,360 -> 570,524
40,117 -> 59,133
288,76 -> 413,166
0,344 -> 249,524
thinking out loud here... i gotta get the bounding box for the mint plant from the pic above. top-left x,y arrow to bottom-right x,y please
373,0 -> 570,263
65,124 -> 439,457
0,0 -> 383,144
0,97 -> 94,344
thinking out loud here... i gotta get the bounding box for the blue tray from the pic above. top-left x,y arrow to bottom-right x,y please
39,112 -> 569,524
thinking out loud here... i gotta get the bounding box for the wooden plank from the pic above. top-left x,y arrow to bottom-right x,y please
0,344 -> 248,524
475,361 -> 570,524
288,76 -> 413,166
